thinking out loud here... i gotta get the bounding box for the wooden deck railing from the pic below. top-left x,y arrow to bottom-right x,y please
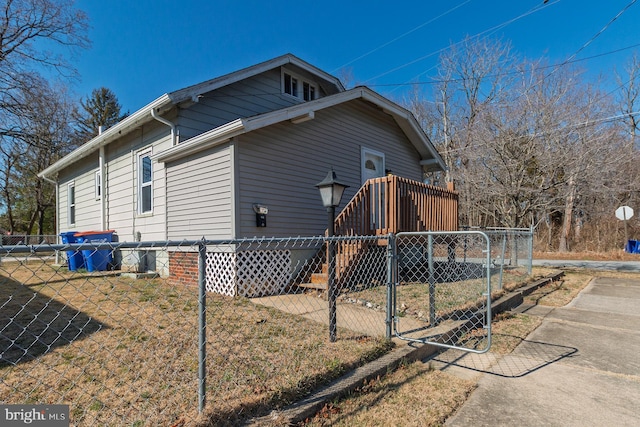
299,175 -> 459,291
335,175 -> 459,236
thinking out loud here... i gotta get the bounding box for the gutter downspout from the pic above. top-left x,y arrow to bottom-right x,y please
98,126 -> 107,231
151,108 -> 177,146
150,108 -> 175,241
99,146 -> 106,231
41,174 -> 60,264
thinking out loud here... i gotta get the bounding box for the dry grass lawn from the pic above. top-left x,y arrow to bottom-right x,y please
0,262 -> 391,426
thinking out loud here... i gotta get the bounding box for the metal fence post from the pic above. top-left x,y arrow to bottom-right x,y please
386,233 -> 396,340
198,239 -> 207,413
498,231 -> 507,290
528,226 -> 534,275
428,234 -> 436,327
328,236 -> 337,342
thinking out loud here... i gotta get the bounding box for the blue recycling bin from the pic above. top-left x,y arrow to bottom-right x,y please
60,231 -> 85,271
74,230 -> 114,272
626,239 -> 640,254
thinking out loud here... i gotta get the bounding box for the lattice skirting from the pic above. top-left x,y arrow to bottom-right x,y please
205,250 -> 292,297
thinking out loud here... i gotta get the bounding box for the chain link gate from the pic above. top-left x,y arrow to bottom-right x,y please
391,231 -> 492,353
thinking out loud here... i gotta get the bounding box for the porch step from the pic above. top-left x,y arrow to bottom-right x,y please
311,271 -> 328,284
298,282 -> 328,290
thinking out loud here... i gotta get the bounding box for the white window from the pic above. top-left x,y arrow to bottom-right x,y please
68,182 -> 76,226
284,72 -> 298,97
303,82 -> 315,101
138,150 -> 153,214
283,70 -> 317,101
95,170 -> 102,200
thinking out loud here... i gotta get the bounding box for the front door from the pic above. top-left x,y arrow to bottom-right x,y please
361,148 -> 385,184
361,148 -> 386,231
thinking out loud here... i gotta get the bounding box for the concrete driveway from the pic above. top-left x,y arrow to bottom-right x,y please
442,276 -> 640,426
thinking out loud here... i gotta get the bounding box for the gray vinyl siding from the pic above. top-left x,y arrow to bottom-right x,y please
165,143 -> 233,240
58,152 -> 100,233
235,99 -> 423,238
57,119 -> 173,241
105,120 -> 172,241
176,69 -> 300,140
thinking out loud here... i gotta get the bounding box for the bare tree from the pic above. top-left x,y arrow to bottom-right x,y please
404,38 -> 640,252
0,77 -> 77,234
615,52 -> 640,150
0,0 -> 88,234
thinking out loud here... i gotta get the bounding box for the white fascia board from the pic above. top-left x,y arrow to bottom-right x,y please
243,88 -> 365,130
153,86 -> 445,171
286,56 -> 345,92
38,94 -> 173,179
38,54 -> 344,179
168,54 -> 344,104
153,119 -> 245,163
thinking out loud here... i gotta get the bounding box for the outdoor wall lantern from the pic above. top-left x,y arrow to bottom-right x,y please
315,169 -> 349,235
315,169 -> 349,342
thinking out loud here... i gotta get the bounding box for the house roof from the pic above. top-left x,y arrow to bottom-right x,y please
38,53 -> 344,179
153,86 -> 446,172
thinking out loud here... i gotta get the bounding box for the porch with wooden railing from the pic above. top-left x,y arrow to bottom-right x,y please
300,175 -> 459,290
335,175 -> 458,236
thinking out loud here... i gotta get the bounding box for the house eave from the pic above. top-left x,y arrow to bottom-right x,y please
153,119 -> 246,163
38,53 -> 345,179
38,94 -> 173,179
167,54 -> 344,105
152,87 -> 447,172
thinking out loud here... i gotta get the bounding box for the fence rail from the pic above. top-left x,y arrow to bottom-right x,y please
1,231 -> 532,425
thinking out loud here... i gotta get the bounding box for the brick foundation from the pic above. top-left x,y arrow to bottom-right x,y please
168,251 -> 199,288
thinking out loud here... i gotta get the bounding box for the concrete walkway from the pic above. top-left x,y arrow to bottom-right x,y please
442,276 -> 640,426
251,293 -> 427,341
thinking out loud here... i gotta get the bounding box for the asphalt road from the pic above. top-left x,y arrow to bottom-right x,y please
532,259 -> 640,272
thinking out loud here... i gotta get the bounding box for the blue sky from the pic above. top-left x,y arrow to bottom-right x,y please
71,0 -> 640,113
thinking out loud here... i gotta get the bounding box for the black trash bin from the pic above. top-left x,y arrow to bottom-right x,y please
60,231 -> 85,271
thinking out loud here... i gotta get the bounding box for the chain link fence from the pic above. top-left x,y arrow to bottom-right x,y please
0,236 -> 392,426
1,231 -> 533,425
393,231 -> 492,352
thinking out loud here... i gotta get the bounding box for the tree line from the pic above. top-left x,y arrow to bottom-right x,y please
0,0 -> 125,237
404,37 -> 640,252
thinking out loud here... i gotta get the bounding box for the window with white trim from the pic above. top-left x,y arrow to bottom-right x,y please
137,150 -> 153,214
282,70 -> 317,101
95,170 -> 102,200
68,182 -> 76,226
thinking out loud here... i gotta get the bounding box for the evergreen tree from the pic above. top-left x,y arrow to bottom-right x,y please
75,87 -> 128,141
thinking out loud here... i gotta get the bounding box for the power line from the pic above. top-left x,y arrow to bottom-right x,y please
543,0 -> 637,81
332,0 -> 474,73
363,0 -> 554,84
365,42 -> 640,89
